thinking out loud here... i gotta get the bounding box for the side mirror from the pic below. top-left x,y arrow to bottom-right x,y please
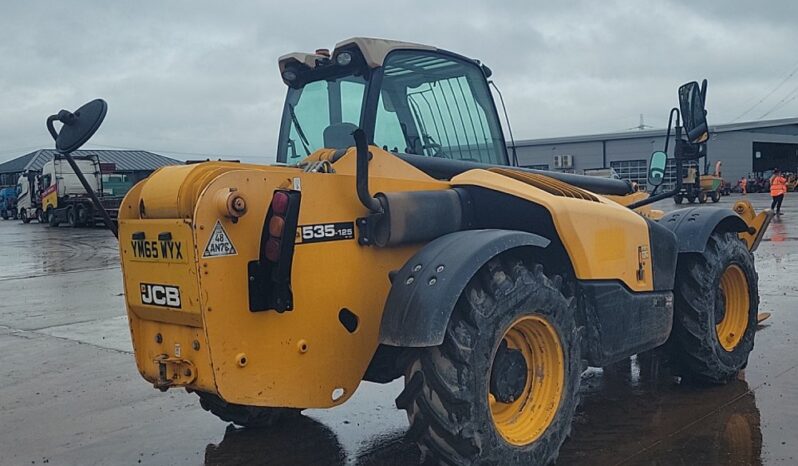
678,81 -> 709,144
648,151 -> 668,187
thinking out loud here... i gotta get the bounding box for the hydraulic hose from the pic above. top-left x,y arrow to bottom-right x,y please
352,128 -> 383,214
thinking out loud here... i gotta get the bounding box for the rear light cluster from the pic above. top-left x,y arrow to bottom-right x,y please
264,191 -> 290,262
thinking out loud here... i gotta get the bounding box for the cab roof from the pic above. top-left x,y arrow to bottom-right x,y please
278,37 -> 438,75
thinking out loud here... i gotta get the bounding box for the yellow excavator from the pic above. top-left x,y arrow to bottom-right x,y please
45,37 -> 772,465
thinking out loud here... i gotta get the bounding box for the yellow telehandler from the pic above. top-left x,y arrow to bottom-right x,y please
45,37 -> 773,465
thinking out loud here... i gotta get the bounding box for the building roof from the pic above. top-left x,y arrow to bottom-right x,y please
515,117 -> 798,147
0,149 -> 181,174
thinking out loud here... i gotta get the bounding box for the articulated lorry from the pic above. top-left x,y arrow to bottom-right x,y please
40,154 -> 122,227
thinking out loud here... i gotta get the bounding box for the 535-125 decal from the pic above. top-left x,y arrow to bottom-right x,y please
296,222 -> 355,244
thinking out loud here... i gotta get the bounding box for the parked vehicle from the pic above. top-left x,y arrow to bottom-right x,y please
39,154 -> 122,227
16,172 -> 42,223
0,186 -> 17,219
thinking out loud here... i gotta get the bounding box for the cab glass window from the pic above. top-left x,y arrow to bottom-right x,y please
282,77 -> 366,162
375,51 -> 507,164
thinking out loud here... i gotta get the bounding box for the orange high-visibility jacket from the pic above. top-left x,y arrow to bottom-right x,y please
770,175 -> 787,196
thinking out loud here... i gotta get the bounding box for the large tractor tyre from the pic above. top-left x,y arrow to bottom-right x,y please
196,391 -> 301,428
398,258 -> 581,465
67,207 -> 77,227
698,191 -> 708,204
674,194 -> 684,205
669,231 -> 758,384
711,191 -> 721,203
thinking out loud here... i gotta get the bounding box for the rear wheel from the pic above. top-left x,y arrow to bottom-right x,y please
698,191 -> 708,203
67,207 -> 77,227
687,195 -> 696,204
669,231 -> 758,383
76,205 -> 89,227
196,392 -> 301,428
711,191 -> 721,203
47,209 -> 60,227
398,258 -> 581,465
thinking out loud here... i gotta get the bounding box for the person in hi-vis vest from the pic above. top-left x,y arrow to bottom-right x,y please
770,169 -> 787,215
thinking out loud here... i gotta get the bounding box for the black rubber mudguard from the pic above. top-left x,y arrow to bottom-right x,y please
379,229 -> 549,347
659,207 -> 748,254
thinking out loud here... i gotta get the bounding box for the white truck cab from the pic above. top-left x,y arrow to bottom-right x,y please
16,172 -> 41,223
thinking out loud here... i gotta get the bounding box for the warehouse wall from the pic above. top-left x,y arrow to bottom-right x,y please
515,128 -> 798,189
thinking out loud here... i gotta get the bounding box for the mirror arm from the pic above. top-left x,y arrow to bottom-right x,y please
628,187 -> 680,210
663,108 -> 678,154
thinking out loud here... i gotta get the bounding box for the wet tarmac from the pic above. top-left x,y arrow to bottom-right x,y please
0,193 -> 796,465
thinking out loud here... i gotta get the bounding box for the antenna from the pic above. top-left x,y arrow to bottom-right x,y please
489,81 -> 518,166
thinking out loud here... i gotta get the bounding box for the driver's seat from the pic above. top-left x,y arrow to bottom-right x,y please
323,122 -> 359,150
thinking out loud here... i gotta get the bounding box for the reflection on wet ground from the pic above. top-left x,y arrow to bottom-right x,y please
0,193 -> 796,465
201,352 -> 770,466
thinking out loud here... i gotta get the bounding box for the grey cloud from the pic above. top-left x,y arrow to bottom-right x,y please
1,0 -> 796,164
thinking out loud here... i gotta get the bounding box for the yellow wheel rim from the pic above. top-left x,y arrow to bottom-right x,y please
716,265 -> 750,351
489,315 -> 565,446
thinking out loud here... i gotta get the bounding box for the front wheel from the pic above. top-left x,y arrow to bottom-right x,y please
711,191 -> 721,203
196,392 -> 301,428
698,191 -> 708,203
398,258 -> 581,465
21,209 -> 31,224
674,195 -> 684,204
669,231 -> 758,383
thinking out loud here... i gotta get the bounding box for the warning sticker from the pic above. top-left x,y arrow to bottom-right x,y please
203,220 -> 237,258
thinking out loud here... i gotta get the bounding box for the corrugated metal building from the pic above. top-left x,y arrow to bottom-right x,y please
0,149 -> 181,186
513,117 -> 798,190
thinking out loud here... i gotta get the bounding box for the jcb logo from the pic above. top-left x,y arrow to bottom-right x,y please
140,283 -> 181,308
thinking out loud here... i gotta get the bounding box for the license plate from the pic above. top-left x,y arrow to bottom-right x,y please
130,238 -> 187,263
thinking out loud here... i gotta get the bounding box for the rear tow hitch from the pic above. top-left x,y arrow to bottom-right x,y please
153,355 -> 197,391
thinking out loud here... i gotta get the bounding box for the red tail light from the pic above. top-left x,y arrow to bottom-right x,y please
271,191 -> 289,215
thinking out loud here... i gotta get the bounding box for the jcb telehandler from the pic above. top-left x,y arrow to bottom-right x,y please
46,37 -> 773,465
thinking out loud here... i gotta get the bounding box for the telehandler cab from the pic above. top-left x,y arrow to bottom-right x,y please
46,37 -> 773,465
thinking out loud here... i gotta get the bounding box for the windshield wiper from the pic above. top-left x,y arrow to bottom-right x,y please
288,103 -> 312,156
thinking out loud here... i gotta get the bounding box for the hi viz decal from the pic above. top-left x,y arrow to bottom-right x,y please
140,283 -> 181,308
203,220 -> 237,257
131,237 -> 185,262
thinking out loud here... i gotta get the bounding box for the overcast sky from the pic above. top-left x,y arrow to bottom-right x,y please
2,0 -> 798,164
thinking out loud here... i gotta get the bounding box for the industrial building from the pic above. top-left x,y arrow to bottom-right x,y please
514,117 -> 798,190
0,149 -> 181,190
